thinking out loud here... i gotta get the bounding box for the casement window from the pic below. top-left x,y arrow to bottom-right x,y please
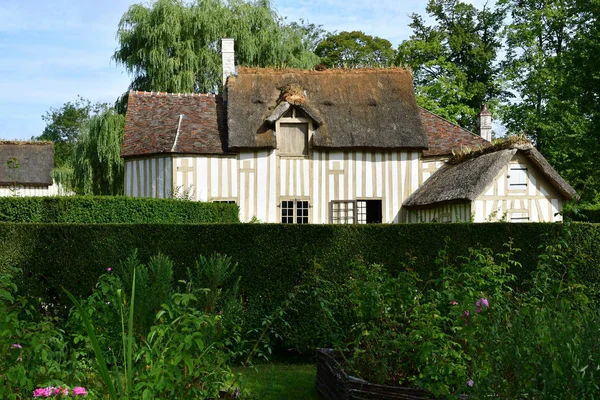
212,199 -> 237,204
510,212 -> 529,222
278,123 -> 309,156
281,199 -> 310,224
508,165 -> 528,190
331,201 -> 356,224
331,200 -> 383,224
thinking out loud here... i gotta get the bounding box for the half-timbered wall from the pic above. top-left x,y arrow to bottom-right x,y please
124,149 -> 420,223
0,183 -> 64,197
124,156 -> 173,198
407,203 -> 472,223
311,151 -> 418,224
472,153 -> 563,222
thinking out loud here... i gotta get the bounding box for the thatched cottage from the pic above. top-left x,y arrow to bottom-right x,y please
121,39 -> 575,223
0,141 -> 63,196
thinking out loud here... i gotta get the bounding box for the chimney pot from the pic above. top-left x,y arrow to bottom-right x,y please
477,103 -> 492,142
221,38 -> 235,97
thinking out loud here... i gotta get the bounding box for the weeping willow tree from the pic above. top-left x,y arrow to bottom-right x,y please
113,0 -> 321,96
73,109 -> 126,195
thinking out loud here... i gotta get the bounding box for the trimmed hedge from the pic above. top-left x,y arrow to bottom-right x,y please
2,223 -> 600,313
0,196 -> 239,223
572,205 -> 600,223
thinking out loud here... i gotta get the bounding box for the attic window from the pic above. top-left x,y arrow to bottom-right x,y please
508,165 -> 527,190
278,123 -> 308,156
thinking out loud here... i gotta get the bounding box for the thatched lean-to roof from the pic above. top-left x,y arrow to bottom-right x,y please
403,143 -> 577,208
227,67 -> 428,150
0,141 -> 54,185
121,91 -> 230,158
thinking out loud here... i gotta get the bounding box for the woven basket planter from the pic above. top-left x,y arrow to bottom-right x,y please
316,348 -> 436,400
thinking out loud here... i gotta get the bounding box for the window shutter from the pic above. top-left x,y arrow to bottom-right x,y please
278,123 -> 308,155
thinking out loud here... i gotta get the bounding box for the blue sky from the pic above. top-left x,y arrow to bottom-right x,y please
0,0 -> 490,141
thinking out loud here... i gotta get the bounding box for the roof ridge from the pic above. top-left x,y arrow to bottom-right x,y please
129,90 -> 221,98
419,107 -> 486,142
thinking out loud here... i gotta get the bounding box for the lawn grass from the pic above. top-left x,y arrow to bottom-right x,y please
233,362 -> 318,400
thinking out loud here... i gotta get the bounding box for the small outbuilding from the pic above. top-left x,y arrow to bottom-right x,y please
403,139 -> 577,222
0,141 -> 62,196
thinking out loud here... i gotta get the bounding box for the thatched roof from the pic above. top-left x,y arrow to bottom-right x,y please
121,91 -> 230,158
226,67 -> 428,150
0,141 -> 54,185
419,108 -> 488,157
403,143 -> 577,208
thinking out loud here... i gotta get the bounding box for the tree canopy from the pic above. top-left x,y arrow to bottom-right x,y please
73,108 -> 125,196
314,31 -> 396,68
498,0 -> 600,201
113,0 -> 320,95
397,0 -> 505,130
35,97 -> 104,168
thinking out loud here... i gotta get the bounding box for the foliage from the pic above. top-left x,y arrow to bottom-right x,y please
34,97 -> 105,169
398,0 -> 505,130
0,196 -> 239,224
113,0 -> 321,100
299,228 -> 599,398
72,108 -> 125,195
0,268 -> 92,400
119,251 -> 173,338
468,224 -> 600,398
498,0 -> 600,202
314,31 -> 396,68
64,253 -> 259,399
2,222 -> 600,351
302,245 -> 519,398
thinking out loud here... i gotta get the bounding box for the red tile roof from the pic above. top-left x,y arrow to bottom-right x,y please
419,108 -> 488,157
121,91 -> 229,158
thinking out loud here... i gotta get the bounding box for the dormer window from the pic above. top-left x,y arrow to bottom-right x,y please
278,123 -> 308,156
276,106 -> 311,156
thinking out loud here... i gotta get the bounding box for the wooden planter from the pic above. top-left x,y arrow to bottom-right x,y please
316,348 -> 436,400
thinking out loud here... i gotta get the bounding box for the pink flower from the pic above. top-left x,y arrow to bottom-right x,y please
33,387 -> 53,397
72,387 -> 88,396
54,386 -> 69,396
107,267 -> 112,272
467,379 -> 474,387
475,297 -> 490,313
450,300 -> 458,305
12,343 -> 22,349
461,310 -> 470,325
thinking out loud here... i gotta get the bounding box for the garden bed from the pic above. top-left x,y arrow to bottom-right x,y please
316,348 -> 436,400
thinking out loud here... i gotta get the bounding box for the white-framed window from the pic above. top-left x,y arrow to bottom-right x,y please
281,199 -> 310,224
331,201 -> 356,224
510,212 -> 529,222
330,200 -> 383,224
508,165 -> 528,190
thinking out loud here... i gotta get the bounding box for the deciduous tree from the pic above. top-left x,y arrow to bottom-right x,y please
73,109 -> 125,195
397,0 -> 505,130
113,0 -> 320,97
314,31 -> 396,68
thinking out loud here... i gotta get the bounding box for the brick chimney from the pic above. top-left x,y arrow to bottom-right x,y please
477,104 -> 492,142
221,38 -> 235,98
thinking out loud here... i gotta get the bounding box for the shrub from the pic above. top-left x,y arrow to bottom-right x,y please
0,196 -> 239,224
